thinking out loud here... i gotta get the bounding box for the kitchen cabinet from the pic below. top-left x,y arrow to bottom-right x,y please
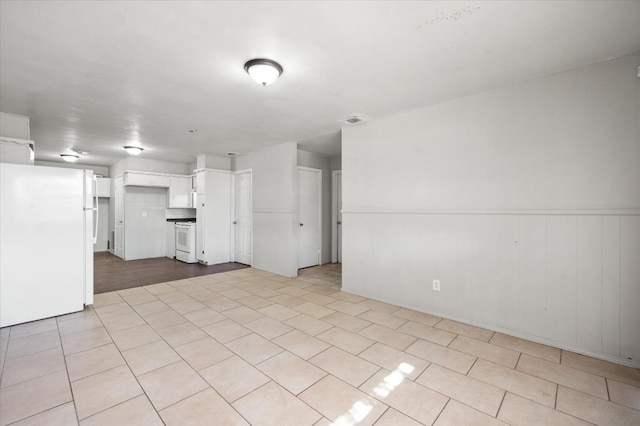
195,169 -> 232,265
96,177 -> 111,197
123,171 -> 170,187
0,137 -> 34,165
167,175 -> 192,208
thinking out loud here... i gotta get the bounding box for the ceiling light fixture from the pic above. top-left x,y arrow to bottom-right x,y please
60,154 -> 79,162
124,146 -> 144,156
244,58 -> 283,86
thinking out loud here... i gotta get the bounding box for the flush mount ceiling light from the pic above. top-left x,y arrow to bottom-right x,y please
123,146 -> 144,156
60,154 -> 79,162
244,58 -> 283,86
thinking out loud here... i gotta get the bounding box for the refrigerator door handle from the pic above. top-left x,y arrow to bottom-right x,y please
92,175 -> 99,244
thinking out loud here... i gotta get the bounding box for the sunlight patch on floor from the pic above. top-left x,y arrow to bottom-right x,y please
332,362 -> 415,425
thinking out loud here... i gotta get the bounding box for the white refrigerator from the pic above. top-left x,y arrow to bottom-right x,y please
0,163 -> 97,327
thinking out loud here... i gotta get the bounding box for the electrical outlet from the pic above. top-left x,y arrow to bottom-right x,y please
433,279 -> 440,291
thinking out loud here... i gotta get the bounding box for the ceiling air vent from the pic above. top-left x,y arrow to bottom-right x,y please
339,114 -> 370,125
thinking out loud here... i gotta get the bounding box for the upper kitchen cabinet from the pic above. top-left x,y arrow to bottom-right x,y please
167,175 -> 193,208
96,177 -> 111,197
123,171 -> 170,187
0,113 -> 34,165
0,138 -> 34,165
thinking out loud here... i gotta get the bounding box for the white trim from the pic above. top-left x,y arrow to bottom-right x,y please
340,286 -> 640,369
0,136 -> 34,145
193,168 -> 232,175
253,209 -> 296,214
331,170 -> 342,263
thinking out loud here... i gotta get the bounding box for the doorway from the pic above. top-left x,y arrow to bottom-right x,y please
298,167 -> 322,269
233,170 -> 252,265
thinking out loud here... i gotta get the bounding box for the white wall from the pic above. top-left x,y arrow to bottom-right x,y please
298,150 -> 332,264
235,142 -> 298,277
196,154 -> 231,170
342,53 -> 640,367
124,186 -> 167,260
95,199 -> 109,251
0,112 -> 30,139
331,155 -> 341,171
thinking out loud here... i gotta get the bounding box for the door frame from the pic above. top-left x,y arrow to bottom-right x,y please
331,170 -> 341,263
231,169 -> 253,265
298,166 -> 322,268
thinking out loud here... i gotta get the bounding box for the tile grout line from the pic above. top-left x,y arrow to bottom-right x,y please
83,305 -> 156,423
495,390 -> 508,420
126,274 -> 327,423
4,320 -> 78,425
6,264 -> 640,425
114,276 -> 254,423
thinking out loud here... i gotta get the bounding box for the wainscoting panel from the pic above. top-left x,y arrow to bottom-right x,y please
343,211 -> 640,367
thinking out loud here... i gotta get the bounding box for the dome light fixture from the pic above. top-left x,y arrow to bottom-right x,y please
124,146 -> 144,156
60,154 -> 79,162
244,58 -> 283,86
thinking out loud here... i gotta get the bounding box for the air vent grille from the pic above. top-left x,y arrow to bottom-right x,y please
340,114 -> 369,125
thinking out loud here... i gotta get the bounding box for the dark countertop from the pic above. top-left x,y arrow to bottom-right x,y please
166,218 -> 196,223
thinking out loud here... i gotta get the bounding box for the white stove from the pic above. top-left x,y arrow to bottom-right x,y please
175,222 -> 197,263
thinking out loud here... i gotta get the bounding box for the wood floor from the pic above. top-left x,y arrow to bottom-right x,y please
94,251 -> 249,294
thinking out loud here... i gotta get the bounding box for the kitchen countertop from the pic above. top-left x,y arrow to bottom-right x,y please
166,218 -> 196,223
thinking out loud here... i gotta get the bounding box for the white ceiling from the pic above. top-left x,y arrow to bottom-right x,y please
1,1 -> 639,166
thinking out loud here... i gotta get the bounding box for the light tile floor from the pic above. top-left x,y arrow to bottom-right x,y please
1,264 -> 639,425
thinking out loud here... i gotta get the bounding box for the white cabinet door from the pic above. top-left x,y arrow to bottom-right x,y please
168,176 -> 191,208
96,177 -> 111,197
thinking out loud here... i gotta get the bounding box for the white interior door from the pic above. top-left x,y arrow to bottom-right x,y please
114,175 -> 124,259
234,170 -> 252,265
298,167 -> 321,269
337,171 -> 342,263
